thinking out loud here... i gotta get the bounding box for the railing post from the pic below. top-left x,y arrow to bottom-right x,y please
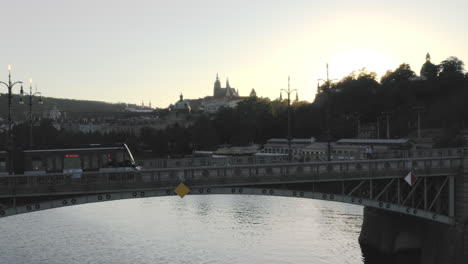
424,177 -> 427,210
449,175 -> 455,217
397,178 -> 400,205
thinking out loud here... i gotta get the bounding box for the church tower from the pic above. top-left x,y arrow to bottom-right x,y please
225,78 -> 232,97
213,73 -> 221,96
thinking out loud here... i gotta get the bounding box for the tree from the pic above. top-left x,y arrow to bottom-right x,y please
438,56 -> 465,80
381,64 -> 415,84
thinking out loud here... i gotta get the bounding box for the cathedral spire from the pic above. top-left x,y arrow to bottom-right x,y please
226,78 -> 230,88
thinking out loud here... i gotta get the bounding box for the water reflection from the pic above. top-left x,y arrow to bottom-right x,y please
0,195 -> 366,264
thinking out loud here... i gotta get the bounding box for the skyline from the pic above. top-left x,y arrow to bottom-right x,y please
1,0 -> 467,107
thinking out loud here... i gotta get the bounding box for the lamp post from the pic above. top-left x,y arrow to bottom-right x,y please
19,79 -> 43,149
0,65 -> 23,174
318,63 -> 338,161
280,76 -> 297,162
381,111 -> 391,139
412,106 -> 424,139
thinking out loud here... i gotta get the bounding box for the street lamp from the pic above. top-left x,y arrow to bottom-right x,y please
0,65 -> 23,174
19,79 -> 43,148
280,76 -> 297,162
381,111 -> 391,139
318,63 -> 338,161
412,106 -> 424,139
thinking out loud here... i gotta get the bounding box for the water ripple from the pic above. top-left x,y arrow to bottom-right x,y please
0,195 -> 364,264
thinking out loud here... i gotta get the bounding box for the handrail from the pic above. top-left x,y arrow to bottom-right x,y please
0,155 -> 462,179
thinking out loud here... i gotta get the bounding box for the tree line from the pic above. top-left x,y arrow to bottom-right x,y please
1,56 -> 467,157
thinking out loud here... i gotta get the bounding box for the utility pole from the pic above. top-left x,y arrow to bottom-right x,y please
381,112 -> 391,139
318,63 -> 338,161
412,107 -> 424,139
280,76 -> 297,162
376,117 -> 380,139
357,114 -> 361,137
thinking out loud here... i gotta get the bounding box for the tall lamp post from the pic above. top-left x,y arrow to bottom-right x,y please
381,111 -> 391,139
280,76 -> 297,162
0,65 -> 23,174
318,63 -> 337,161
20,79 -> 43,149
412,106 -> 424,140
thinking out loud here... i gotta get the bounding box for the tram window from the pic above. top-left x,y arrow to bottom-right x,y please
0,158 -> 5,171
101,154 -> 115,167
83,155 -> 91,170
32,157 -> 43,171
47,157 -> 54,171
116,152 -> 124,163
55,156 -> 63,170
64,155 -> 82,170
91,154 -> 98,169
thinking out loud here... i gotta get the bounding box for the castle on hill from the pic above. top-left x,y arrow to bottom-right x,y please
213,73 -> 240,98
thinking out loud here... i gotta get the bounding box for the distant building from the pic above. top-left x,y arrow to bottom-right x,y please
261,138 -> 316,156
48,105 -> 62,120
125,100 -> 154,113
213,74 -> 239,97
336,138 -> 415,149
411,53 -> 438,81
357,123 -> 377,139
199,74 -> 246,113
166,93 -> 193,126
250,88 -> 257,98
201,97 -> 243,114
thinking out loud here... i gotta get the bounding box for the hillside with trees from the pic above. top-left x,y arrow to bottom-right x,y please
137,55 -> 468,156
2,55 -> 467,157
0,95 -> 127,120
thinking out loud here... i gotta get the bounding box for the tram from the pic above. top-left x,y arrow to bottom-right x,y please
0,144 -> 138,175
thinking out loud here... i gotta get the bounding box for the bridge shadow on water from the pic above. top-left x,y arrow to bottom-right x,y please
361,246 -> 421,264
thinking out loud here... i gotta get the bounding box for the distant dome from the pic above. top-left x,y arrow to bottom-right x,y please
173,93 -> 191,112
420,52 -> 437,79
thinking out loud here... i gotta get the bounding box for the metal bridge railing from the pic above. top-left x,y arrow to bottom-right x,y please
0,156 -> 461,198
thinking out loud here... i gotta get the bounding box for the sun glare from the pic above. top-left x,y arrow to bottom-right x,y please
328,49 -> 396,81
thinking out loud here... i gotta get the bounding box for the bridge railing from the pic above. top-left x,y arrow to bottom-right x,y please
0,156 -> 462,198
138,148 -> 464,168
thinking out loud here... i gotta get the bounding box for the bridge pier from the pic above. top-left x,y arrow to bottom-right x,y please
359,153 -> 468,263
360,208 -> 466,263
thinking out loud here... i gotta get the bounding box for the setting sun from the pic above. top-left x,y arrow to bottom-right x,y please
328,48 -> 397,81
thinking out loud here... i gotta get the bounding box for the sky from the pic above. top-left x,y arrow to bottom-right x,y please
1,0 -> 467,108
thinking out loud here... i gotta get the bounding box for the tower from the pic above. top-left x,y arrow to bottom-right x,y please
250,88 -> 257,98
213,73 -> 221,96
420,52 -> 437,79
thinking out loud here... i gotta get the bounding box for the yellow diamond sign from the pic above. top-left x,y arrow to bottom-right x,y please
174,183 -> 190,198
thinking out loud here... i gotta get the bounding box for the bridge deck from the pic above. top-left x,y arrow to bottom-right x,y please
0,155 -> 463,224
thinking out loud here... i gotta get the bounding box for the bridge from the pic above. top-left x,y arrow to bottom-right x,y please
0,148 -> 467,263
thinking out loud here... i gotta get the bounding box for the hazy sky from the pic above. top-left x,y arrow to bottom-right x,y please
1,0 -> 467,107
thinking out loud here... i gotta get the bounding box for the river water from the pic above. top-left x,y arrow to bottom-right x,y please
0,195 -> 365,264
